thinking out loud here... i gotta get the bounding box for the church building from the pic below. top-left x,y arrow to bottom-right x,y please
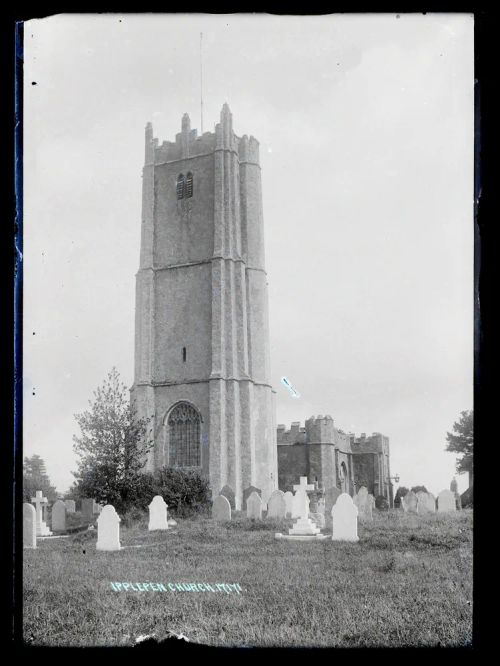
131,104 -> 393,509
131,105 -> 277,510
277,416 -> 393,505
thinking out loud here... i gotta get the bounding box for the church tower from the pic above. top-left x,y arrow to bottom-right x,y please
131,104 -> 277,508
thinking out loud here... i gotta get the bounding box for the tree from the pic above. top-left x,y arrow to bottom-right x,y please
23,454 -> 58,502
71,368 -> 154,513
411,485 -> 428,494
445,410 -> 473,484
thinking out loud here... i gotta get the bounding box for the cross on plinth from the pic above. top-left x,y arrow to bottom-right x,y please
293,477 -> 315,494
31,490 -> 48,525
31,490 -> 53,536
293,477 -> 315,519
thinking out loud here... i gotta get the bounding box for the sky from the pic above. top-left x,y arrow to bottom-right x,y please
23,13 -> 474,497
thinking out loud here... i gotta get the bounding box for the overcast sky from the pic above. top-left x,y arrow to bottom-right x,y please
23,13 -> 474,497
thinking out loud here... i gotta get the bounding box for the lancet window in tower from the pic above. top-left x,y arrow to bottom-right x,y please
167,402 -> 201,467
176,174 -> 185,199
185,172 -> 193,198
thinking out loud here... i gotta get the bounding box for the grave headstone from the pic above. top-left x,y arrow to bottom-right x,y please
64,499 -> 76,513
401,490 -> 418,514
31,491 -> 52,536
324,487 -> 341,516
247,491 -> 263,520
96,505 -> 121,551
310,512 -> 325,529
366,494 -> 375,521
23,503 -> 36,549
283,491 -> 294,518
354,487 -> 372,521
375,495 -> 389,511
212,495 -> 231,521
242,486 -> 261,511
317,497 -> 326,515
81,498 -> 95,521
267,490 -> 286,519
416,491 -> 436,514
51,499 -> 67,531
220,485 -> 236,510
148,495 -> 168,531
331,493 -> 359,542
437,489 -> 456,513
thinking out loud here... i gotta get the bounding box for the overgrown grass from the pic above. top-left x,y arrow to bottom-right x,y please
23,509 -> 472,647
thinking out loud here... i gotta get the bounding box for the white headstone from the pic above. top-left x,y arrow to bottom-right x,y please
416,491 -> 436,514
31,490 -> 52,536
283,491 -> 294,518
437,489 -> 456,513
51,499 -> 67,531
64,499 -> 76,513
267,490 -> 286,519
212,495 -> 231,521
96,505 -> 121,551
23,503 -> 36,549
331,493 -> 359,542
148,495 -> 168,531
247,491 -> 263,519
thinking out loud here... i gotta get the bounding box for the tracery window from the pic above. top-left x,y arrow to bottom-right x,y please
185,172 -> 193,198
167,402 -> 201,467
176,174 -> 185,199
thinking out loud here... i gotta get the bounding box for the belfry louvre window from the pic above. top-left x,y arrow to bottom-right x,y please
168,402 -> 201,467
176,174 -> 185,199
185,172 -> 193,198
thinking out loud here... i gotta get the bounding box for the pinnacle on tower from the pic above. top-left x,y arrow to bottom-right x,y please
182,113 -> 191,132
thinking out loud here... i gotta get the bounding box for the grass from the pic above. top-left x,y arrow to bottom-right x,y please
23,509 -> 473,647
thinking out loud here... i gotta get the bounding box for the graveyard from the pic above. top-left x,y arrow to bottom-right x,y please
23,492 -> 472,648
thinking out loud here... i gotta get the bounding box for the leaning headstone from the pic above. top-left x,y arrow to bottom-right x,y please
331,493 -> 359,542
401,490 -> 418,514
148,495 -> 168,531
416,491 -> 436,514
324,487 -> 341,516
437,489 -> 457,513
212,495 -> 231,521
242,486 -> 261,511
247,491 -> 263,520
23,503 -> 36,549
283,491 -> 294,518
267,490 -> 286,519
81,498 -> 95,521
64,499 -> 76,513
220,485 -> 236,510
51,499 -> 67,531
31,491 -> 52,536
96,505 -> 121,551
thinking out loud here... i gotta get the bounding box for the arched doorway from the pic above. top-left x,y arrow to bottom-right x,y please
165,402 -> 202,468
339,462 -> 348,493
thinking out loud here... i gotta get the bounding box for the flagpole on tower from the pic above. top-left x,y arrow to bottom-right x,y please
200,32 -> 204,134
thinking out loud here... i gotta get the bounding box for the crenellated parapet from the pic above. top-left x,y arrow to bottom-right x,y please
238,134 -> 260,165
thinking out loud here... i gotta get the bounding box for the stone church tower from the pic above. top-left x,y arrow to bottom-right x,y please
131,104 -> 277,508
